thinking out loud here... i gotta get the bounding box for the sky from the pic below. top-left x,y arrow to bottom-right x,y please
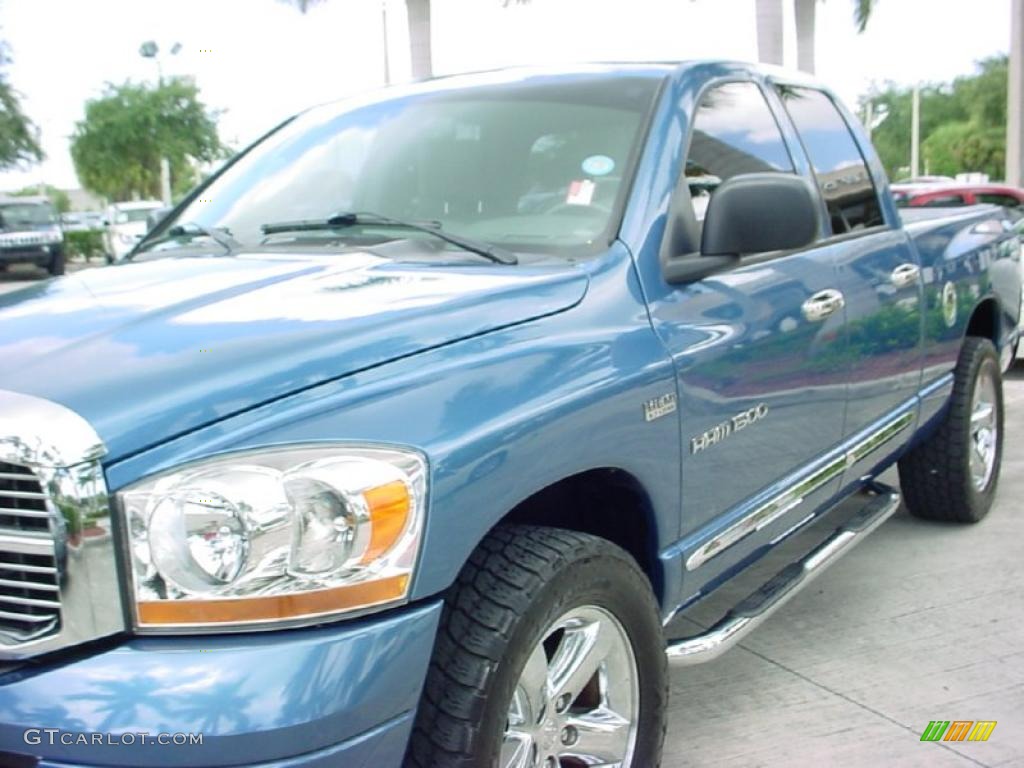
0,0 -> 1012,195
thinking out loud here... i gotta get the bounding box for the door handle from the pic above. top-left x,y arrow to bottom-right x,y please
891,263 -> 921,289
801,289 -> 845,322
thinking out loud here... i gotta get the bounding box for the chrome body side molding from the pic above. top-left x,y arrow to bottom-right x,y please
844,411 -> 914,468
685,409 -> 914,571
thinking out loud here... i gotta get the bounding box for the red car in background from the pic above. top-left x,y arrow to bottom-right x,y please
892,182 -> 1024,215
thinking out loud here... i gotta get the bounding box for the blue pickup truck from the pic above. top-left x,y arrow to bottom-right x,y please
0,62 -> 1020,768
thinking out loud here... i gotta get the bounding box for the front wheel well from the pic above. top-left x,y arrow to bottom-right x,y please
499,468 -> 662,601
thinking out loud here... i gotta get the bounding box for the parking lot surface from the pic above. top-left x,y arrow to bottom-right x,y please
0,261 -> 96,295
2,264 -> 1021,766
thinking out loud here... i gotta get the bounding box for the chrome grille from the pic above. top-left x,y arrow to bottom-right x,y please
0,462 -> 60,641
0,461 -> 51,532
0,233 -> 52,247
0,388 -> 122,659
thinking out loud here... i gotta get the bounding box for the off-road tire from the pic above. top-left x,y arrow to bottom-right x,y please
47,250 -> 65,276
899,337 -> 1004,522
405,525 -> 667,768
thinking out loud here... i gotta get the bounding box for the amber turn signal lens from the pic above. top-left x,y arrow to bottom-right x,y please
138,573 -> 409,625
361,480 -> 411,564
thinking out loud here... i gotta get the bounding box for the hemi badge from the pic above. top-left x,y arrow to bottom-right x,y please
644,393 -> 677,422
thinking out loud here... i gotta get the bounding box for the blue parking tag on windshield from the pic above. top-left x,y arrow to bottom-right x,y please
582,155 -> 615,177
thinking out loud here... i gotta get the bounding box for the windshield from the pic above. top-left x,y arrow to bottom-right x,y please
160,74 -> 663,256
0,202 -> 57,229
116,208 -> 159,224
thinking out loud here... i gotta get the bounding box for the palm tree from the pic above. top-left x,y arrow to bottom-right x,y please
288,0 -> 529,81
755,0 -> 784,66
794,0 -> 816,72
407,0 -> 531,78
778,0 -> 876,75
406,0 -> 432,79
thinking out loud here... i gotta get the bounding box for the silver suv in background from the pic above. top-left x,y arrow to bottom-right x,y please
0,196 -> 65,275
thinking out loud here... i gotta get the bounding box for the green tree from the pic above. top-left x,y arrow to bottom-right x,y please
70,77 -> 224,201
11,184 -> 70,213
955,55 -> 1007,127
922,122 -> 1005,180
0,43 -> 43,169
860,56 -> 1008,180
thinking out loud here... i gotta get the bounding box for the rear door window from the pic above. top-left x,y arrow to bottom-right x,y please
776,86 -> 884,235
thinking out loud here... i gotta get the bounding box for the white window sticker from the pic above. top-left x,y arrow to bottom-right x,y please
565,179 -> 596,206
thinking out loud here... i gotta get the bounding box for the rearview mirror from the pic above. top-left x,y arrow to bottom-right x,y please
701,173 -> 821,257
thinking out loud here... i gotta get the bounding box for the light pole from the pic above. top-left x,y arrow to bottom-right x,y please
862,101 -> 889,141
1008,0 -> 1023,185
910,84 -> 921,180
382,1 -> 391,86
139,41 -> 181,84
139,41 -> 181,205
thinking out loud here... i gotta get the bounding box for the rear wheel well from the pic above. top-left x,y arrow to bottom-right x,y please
500,468 -> 662,600
966,298 -> 999,344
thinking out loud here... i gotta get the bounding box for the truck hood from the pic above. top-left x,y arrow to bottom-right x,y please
0,250 -> 588,461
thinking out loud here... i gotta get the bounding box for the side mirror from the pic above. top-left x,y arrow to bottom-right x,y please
663,173 -> 822,284
701,173 -> 821,256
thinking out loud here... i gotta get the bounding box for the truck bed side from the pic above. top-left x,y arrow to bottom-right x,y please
901,205 -> 1022,430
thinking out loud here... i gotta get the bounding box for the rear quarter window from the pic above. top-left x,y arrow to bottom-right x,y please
775,85 -> 885,235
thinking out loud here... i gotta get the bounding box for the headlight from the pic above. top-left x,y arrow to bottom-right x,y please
119,444 -> 427,631
118,232 -> 136,244
44,229 -> 63,244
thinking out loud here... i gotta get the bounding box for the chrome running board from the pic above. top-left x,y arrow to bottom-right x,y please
665,484 -> 901,666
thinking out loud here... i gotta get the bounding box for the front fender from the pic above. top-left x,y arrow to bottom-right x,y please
105,245 -> 683,615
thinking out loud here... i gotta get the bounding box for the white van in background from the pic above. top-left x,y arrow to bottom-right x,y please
104,200 -> 163,262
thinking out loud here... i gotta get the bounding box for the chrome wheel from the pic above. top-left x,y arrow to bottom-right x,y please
500,605 -> 639,768
969,363 -> 999,491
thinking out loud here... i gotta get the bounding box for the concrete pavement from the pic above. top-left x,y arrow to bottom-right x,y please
0,260 -> 97,295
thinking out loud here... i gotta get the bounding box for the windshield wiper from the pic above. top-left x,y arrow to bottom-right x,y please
260,211 -> 518,265
135,222 -> 242,257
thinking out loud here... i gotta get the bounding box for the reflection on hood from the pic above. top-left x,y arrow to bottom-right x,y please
0,249 -> 587,460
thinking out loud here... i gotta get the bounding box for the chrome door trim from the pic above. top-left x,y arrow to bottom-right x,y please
0,389 -> 124,660
685,408 -> 915,571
